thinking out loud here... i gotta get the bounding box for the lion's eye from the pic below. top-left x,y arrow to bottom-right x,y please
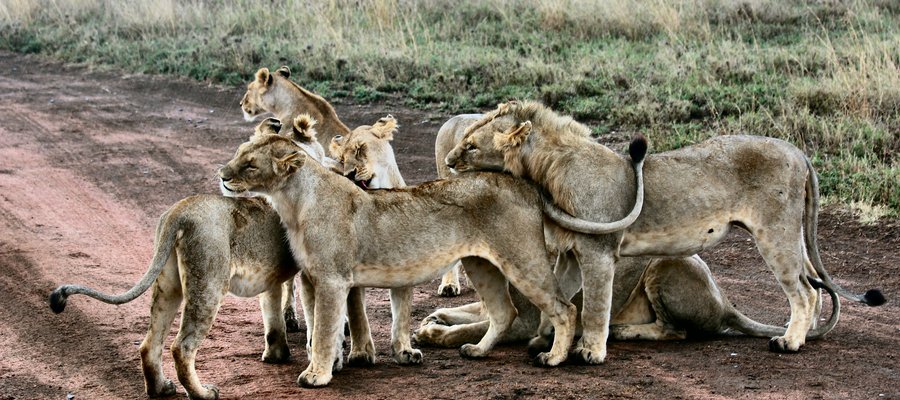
465,143 -> 475,151
242,163 -> 257,171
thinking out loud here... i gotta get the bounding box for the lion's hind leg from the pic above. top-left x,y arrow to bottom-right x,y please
281,278 -> 302,333
260,284 -> 291,364
140,255 -> 181,398
756,233 -> 817,353
170,254 -> 229,400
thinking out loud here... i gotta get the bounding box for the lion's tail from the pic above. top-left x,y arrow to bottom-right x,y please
802,157 -> 885,307
725,276 -> 840,339
49,208 -> 180,314
543,135 -> 647,234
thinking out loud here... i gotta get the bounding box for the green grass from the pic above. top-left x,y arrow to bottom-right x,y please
1,0 -> 897,215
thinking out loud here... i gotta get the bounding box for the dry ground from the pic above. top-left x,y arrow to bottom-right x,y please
0,51 -> 897,400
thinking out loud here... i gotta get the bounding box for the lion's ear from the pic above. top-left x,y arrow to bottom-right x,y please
273,151 -> 306,176
288,114 -> 318,143
275,66 -> 291,78
253,118 -> 283,138
372,115 -> 398,140
495,121 -> 532,150
256,67 -> 273,86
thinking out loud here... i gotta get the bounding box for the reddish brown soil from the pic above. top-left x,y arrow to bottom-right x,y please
0,51 -> 897,400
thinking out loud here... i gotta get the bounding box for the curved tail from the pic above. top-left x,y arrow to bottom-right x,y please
543,135 -> 646,234
802,158 -> 885,307
49,209 -> 180,314
725,276 -> 840,339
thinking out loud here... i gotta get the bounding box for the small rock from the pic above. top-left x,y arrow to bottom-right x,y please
67,393 -> 75,400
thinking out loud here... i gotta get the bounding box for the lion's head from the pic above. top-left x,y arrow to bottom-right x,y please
240,66 -> 293,122
219,117 -> 316,196
445,101 -> 591,177
329,115 -> 404,189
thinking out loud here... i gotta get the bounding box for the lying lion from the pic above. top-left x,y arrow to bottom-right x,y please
446,101 -> 885,362
46,117 -> 379,400
218,120 -> 586,387
416,254 -> 839,348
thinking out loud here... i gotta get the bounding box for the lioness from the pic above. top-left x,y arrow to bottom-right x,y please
240,66 -> 350,150
240,66 -> 355,330
219,125 -> 580,387
416,255 -> 839,347
46,117 -> 375,400
432,114 -> 484,296
446,101 -> 885,361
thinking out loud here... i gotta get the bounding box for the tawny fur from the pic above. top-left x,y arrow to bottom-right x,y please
445,101 -> 882,360
219,130 -> 578,387
240,66 -> 351,148
416,255 -> 839,348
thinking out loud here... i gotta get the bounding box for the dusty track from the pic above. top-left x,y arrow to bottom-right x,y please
0,51 -> 897,399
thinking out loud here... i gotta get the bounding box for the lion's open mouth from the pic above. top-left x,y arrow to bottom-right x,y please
345,170 -> 373,190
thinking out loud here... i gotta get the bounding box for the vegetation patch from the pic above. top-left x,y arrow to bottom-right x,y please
1,0 -> 897,215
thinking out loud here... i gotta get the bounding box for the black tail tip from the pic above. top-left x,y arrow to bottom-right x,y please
863,289 -> 886,306
629,134 -> 648,164
49,288 -> 67,314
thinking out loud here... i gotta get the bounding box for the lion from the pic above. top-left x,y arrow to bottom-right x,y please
46,117 -> 377,400
415,254 -> 839,348
431,114 -> 484,296
218,122 -> 583,388
240,66 -> 356,330
445,101 -> 885,362
240,66 -> 351,150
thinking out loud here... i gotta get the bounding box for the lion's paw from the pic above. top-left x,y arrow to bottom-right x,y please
393,348 -> 424,365
262,346 -> 291,364
532,352 -> 563,368
348,350 -> 376,367
526,336 -> 552,358
186,384 -> 219,400
459,344 -> 488,359
437,283 -> 461,297
147,378 -> 176,398
768,336 -> 801,353
420,314 -> 449,327
297,369 -> 332,388
571,346 -> 606,365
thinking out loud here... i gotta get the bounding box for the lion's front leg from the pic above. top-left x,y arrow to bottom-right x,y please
389,286 -> 423,364
298,281 -> 349,388
457,257 -> 516,359
437,260 -> 463,297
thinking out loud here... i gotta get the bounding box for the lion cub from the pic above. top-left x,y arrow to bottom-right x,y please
219,118 -> 578,388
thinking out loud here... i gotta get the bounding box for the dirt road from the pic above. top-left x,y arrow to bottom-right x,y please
0,51 -> 897,399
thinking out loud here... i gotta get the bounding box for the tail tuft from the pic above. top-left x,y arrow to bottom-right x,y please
49,287 -> 68,314
629,135 -> 648,164
862,289 -> 886,306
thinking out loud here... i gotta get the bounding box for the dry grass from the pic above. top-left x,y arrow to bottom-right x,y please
1,0 -> 897,215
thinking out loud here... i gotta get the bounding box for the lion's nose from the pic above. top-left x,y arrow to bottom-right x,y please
218,168 -> 232,181
444,156 -> 456,169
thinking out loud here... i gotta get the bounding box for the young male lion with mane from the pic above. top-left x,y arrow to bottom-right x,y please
219,117 -> 583,388
445,101 -> 885,362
